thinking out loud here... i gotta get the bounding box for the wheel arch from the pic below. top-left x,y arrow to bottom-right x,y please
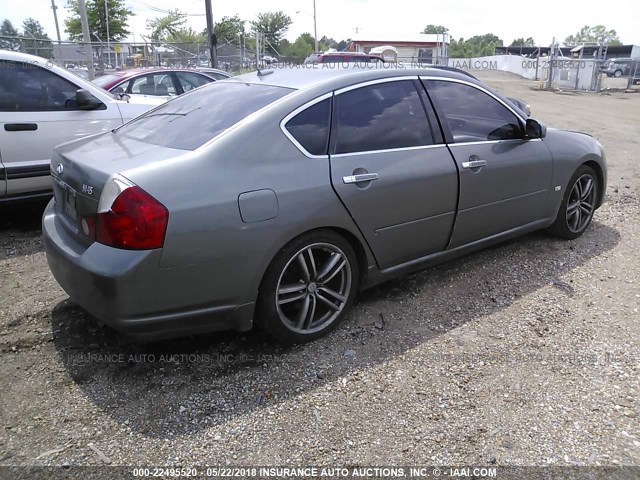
581,159 -> 605,208
256,225 -> 373,298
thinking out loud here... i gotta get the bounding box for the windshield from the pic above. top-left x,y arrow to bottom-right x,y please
115,81 -> 293,150
93,74 -> 122,88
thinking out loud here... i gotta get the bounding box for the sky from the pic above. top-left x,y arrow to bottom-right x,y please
2,0 -> 639,47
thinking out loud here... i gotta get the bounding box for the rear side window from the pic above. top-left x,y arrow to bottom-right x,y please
284,98 -> 330,155
116,82 -> 292,150
332,80 -> 434,154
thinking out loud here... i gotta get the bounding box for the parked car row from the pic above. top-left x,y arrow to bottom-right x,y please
93,67 -> 232,99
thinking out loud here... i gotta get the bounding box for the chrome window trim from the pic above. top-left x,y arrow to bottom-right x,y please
331,144 -> 447,158
448,138 -> 542,148
419,75 -> 528,132
280,92 -> 333,159
333,75 -> 420,95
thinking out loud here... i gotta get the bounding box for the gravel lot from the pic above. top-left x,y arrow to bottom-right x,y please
1,70 -> 639,473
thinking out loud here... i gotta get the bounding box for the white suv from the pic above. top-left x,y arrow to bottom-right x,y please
0,51 -> 164,205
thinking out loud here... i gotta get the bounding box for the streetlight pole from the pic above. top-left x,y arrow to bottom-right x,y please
104,0 -> 110,66
204,0 -> 217,68
78,0 -> 95,80
313,0 -> 318,52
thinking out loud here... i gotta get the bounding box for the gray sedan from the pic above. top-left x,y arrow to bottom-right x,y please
42,66 -> 607,343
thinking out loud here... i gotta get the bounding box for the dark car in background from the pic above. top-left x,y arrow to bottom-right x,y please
602,58 -> 640,82
43,66 -> 606,344
93,68 -> 232,98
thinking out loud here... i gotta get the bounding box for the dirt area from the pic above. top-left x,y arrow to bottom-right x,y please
1,70 -> 639,474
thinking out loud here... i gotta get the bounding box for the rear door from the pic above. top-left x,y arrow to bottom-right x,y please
0,60 -> 123,198
423,77 -> 553,248
328,78 -> 459,270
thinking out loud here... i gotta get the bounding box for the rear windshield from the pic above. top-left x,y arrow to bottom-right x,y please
115,81 -> 293,150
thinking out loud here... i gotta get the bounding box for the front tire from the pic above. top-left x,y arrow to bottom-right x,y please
548,165 -> 599,240
256,230 -> 359,344
614,70 -> 622,78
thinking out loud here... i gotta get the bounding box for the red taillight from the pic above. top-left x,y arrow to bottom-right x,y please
83,186 -> 168,250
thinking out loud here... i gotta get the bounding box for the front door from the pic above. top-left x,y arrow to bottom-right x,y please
0,60 -> 122,197
329,78 -> 459,270
424,78 -> 553,248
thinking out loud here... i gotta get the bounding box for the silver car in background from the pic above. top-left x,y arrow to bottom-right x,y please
43,66 -> 607,343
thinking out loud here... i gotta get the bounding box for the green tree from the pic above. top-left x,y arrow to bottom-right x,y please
0,19 -> 21,51
147,10 -> 186,40
214,15 -> 245,44
320,35 -> 338,48
510,37 -> 535,47
65,0 -> 132,42
336,39 -> 350,51
564,25 -> 622,46
22,18 -> 51,57
422,24 -> 448,34
281,33 -> 314,57
251,11 -> 292,53
448,34 -> 503,58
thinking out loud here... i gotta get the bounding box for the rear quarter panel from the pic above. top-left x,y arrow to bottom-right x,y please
122,97 -> 373,308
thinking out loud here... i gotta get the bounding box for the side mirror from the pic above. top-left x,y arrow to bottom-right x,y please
526,118 -> 547,139
76,89 -> 104,110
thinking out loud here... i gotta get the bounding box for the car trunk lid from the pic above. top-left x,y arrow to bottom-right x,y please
50,133 -> 187,245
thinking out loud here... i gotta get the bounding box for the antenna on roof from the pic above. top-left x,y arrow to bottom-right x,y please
257,67 -> 274,76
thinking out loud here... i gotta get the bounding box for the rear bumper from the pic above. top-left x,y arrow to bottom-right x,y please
42,199 -> 254,340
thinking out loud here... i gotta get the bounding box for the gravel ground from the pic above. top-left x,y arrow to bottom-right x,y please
0,70 -> 639,473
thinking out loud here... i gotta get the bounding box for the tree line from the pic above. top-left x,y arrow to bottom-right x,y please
0,2 -> 625,61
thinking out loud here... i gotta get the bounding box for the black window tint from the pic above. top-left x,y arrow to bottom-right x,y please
117,82 -> 292,150
285,98 -> 330,155
428,80 -> 522,142
333,80 -> 434,154
0,60 -> 80,111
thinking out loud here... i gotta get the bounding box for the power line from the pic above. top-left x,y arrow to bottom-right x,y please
129,0 -> 205,17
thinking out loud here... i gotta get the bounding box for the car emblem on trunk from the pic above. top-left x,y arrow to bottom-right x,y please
56,164 -> 64,175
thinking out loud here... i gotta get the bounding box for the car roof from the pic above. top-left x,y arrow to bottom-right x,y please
232,64 -> 481,91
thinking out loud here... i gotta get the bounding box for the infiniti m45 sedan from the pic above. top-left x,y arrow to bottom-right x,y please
43,66 -> 607,343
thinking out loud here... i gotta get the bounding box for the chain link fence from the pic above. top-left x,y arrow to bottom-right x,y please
0,35 -> 260,75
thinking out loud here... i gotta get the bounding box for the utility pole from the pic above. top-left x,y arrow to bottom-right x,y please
78,0 -> 95,80
313,0 -> 318,52
204,0 -> 217,68
105,0 -> 111,66
50,0 -> 62,43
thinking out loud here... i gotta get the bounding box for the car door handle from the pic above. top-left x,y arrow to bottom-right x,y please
462,159 -> 487,169
343,173 -> 379,184
4,123 -> 38,132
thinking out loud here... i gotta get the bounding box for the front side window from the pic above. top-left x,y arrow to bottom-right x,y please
0,60 -> 80,111
427,80 -> 523,142
117,82 -> 292,150
284,98 -> 330,156
332,80 -> 434,154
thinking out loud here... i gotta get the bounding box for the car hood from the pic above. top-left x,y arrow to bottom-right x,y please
114,96 -> 164,122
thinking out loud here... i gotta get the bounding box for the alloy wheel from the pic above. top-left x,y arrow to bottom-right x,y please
566,173 -> 596,233
275,243 -> 352,335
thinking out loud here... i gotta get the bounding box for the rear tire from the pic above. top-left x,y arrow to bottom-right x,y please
548,165 -> 599,240
256,230 -> 359,344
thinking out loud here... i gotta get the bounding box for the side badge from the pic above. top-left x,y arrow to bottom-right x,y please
56,163 -> 64,175
554,186 -> 562,191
